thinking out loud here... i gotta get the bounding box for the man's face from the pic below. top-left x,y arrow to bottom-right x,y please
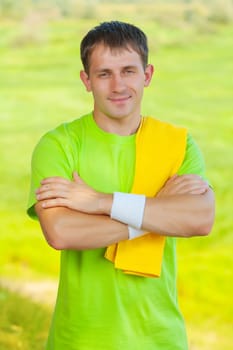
80,44 -> 153,127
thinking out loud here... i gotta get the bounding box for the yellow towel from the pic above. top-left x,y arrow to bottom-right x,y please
105,116 -> 187,277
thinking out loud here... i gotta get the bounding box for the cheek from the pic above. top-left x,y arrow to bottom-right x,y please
91,88 -> 108,107
133,81 -> 145,96
129,76 -> 146,91
91,82 -> 108,99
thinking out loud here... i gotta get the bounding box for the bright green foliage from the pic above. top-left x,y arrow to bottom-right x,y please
0,286 -> 51,350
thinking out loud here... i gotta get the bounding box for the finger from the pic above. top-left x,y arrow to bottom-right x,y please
163,176 -> 208,191
166,174 -> 178,184
175,174 -> 204,183
73,171 -> 85,184
36,189 -> 68,200
73,171 -> 80,182
166,175 -> 190,187
189,188 -> 208,195
36,187 -> 54,195
173,176 -> 207,188
174,182 -> 209,194
36,184 -> 52,193
181,181 -> 209,191
36,181 -> 71,194
41,198 -> 69,208
40,177 -> 70,185
169,174 -> 178,180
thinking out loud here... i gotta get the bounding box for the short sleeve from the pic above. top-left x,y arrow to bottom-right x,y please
178,134 -> 210,184
27,127 -> 75,220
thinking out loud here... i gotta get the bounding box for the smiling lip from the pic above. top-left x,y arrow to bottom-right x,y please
108,96 -> 131,103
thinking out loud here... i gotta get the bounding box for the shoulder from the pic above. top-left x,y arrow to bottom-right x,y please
178,133 -> 208,180
33,113 -> 91,153
143,116 -> 187,138
141,116 -> 187,151
184,134 -> 205,166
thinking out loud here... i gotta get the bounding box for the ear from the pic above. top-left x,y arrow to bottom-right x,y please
144,64 -> 154,87
80,70 -> 92,92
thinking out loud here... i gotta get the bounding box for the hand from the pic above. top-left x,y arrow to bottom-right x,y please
35,172 -> 112,214
157,174 -> 209,198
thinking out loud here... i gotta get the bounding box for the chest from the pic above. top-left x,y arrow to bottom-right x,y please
76,135 -> 136,193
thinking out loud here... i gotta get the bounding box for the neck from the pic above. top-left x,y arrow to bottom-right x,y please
93,112 -> 141,136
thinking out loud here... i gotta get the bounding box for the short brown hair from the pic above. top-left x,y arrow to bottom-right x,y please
80,21 -> 148,73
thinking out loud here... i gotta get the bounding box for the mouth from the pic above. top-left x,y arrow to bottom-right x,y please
108,96 -> 131,103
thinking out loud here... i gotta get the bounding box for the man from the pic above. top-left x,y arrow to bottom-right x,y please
28,21 -> 215,349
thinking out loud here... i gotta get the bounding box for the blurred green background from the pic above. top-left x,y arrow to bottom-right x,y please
0,0 -> 233,349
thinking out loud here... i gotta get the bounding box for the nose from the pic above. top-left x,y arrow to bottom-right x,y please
111,74 -> 126,93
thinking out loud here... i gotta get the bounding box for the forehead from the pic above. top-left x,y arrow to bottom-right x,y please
88,44 -> 143,71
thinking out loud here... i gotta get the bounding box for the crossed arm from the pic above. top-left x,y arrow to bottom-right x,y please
35,172 -> 215,250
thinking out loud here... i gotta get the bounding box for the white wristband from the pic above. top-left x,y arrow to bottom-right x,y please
110,192 -> 146,229
128,226 -> 147,240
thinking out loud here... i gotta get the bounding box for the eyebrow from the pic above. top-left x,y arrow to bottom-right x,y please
94,68 -> 111,74
123,65 -> 138,70
94,65 -> 139,74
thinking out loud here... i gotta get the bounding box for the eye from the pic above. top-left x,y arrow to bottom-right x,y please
98,71 -> 110,78
124,69 -> 135,75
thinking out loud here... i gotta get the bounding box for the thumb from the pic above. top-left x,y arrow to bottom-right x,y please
170,174 -> 179,181
73,171 -> 81,183
166,174 -> 178,184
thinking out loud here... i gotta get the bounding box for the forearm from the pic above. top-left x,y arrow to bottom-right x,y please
142,188 -> 215,237
35,174 -> 215,245
35,203 -> 128,250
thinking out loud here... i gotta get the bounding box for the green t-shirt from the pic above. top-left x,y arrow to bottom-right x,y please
27,113 -> 207,350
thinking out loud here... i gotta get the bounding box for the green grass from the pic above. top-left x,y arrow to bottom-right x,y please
0,286 -> 51,350
0,17 -> 232,349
